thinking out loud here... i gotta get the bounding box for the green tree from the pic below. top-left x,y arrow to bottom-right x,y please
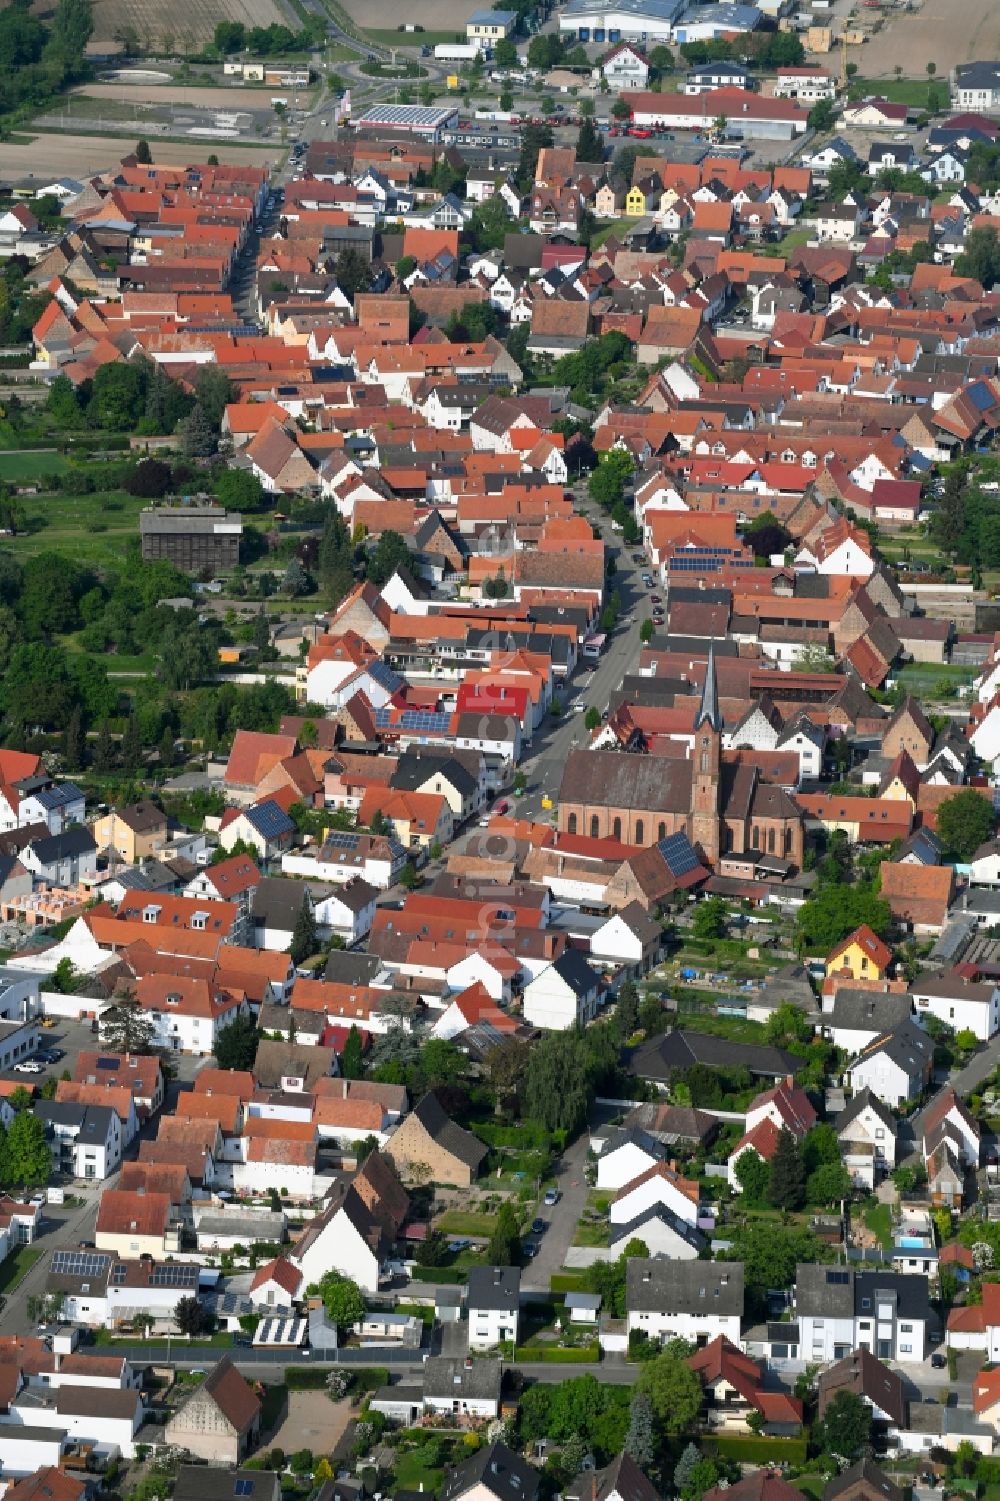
177,403 -> 217,458
768,1126 -> 806,1211
100,993 -> 155,1054
341,1024 -> 364,1079
174,1295 -> 212,1336
674,1445 -> 702,1497
317,1271 -> 365,1331
367,530 -> 411,587
691,895 -> 727,940
937,788 -> 996,861
955,225 -> 1000,288
63,704 -> 84,771
214,1014 -> 260,1071
120,715 -> 141,772
4,1110 -> 50,1187
612,96 -> 630,120
807,1160 -> 851,1206
334,248 -> 373,298
636,1352 -> 703,1434
796,886 -> 890,952
194,365 -> 233,429
815,1389 -> 872,1460
734,1147 -> 770,1205
289,900 -> 318,965
399,861 -> 418,891
624,1392 -> 655,1470
615,980 -> 639,1038
135,138 -> 152,164
577,114 -> 603,161
487,1201 -> 522,1267
640,618 -> 654,643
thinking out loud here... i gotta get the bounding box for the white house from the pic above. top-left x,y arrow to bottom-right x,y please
609,1160 -> 702,1229
626,1259 -> 743,1344
796,1264 -> 929,1363
969,840 -> 1000,886
522,949 -> 601,1031
467,1264 -> 520,1349
608,1206 -> 703,1259
290,1185 -> 385,1293
20,827 -> 97,889
836,1088 -> 898,1190
846,1019 -> 933,1106
590,903 -> 661,976
594,1129 -> 663,1191
910,968 -> 1000,1042
422,1357 -> 502,1419
822,990 -> 914,1056
35,1102 -> 123,1180
601,42 -> 649,90
312,878 -> 378,946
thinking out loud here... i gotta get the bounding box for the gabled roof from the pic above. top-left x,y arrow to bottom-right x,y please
827,924 -> 892,973
409,1091 -> 488,1171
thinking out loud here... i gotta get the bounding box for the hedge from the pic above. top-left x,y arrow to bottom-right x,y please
513,1343 -> 599,1363
409,1266 -> 467,1283
706,1436 -> 808,1465
468,1121 -> 567,1151
285,1368 -> 330,1389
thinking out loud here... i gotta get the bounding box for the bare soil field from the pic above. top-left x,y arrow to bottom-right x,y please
77,82 -> 295,109
859,0 -> 1000,77
339,0 -> 461,33
88,0 -> 292,50
0,132 -> 279,177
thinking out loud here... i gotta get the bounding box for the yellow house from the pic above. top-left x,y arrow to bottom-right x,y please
625,183 -> 651,216
878,750 -> 920,809
467,7 -> 517,42
92,801 -> 168,865
824,923 -> 892,982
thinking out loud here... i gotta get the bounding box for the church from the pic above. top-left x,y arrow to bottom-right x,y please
557,648 -> 805,870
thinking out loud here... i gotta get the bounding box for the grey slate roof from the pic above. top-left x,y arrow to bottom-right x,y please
626,1257 -> 743,1315
467,1264 -> 520,1311
443,1442 -> 539,1501
827,989 -> 913,1034
836,1087 -> 897,1138
423,1356 -> 501,1401
411,1091 -> 488,1172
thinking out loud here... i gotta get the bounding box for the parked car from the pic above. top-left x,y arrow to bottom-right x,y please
543,1187 -> 560,1206
14,1061 -> 43,1074
930,1352 -> 947,1369
531,1217 -> 545,1235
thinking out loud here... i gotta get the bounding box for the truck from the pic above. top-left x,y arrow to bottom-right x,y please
434,42 -> 480,61
474,107 -> 520,124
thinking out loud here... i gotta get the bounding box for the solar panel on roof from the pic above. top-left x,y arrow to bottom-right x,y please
658,832 -> 700,879
150,1264 -> 197,1287
51,1250 -> 111,1278
322,831 -> 362,852
967,381 -> 995,411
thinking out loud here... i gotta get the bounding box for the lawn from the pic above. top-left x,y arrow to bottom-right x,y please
436,1209 -> 509,1236
0,449 -> 69,482
592,217 -> 640,248
795,1477 -> 827,1501
363,27 -> 466,43
863,1199 -> 893,1250
393,1453 -> 445,1492
0,1245 -> 42,1293
853,76 -> 938,106
572,1220 -> 610,1248
10,489 -> 148,562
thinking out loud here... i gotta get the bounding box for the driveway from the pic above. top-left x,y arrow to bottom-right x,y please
522,1131 -> 591,1293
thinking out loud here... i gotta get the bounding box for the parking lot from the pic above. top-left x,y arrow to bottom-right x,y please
0,1014 -> 207,1106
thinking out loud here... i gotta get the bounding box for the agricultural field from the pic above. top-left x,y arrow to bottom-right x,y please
0,132 -> 279,177
88,0 -> 296,52
858,0 -> 1000,76
78,82 -> 305,110
338,0 -> 466,38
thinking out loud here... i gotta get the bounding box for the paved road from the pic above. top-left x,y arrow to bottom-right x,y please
519,502 -> 649,823
521,1131 -> 591,1293
910,1035 -> 1000,1138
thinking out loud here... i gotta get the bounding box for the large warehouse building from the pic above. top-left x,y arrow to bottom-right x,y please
558,0 -> 762,42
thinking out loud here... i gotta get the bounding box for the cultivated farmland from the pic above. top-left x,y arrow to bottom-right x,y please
88,0 -> 295,52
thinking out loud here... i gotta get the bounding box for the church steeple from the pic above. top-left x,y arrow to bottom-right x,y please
695,642 -> 722,734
